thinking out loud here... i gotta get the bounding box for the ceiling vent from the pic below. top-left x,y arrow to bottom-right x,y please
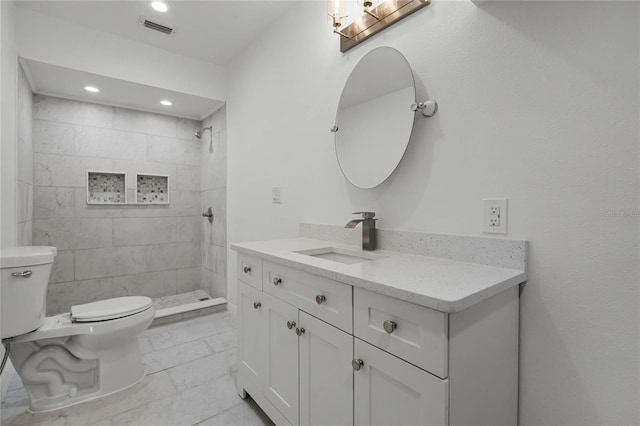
139,17 -> 175,35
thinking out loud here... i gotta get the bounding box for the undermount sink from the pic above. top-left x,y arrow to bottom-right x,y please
294,247 -> 384,265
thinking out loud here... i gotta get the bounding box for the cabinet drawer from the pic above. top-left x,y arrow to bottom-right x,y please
263,261 -> 352,333
354,287 -> 448,378
238,253 -> 262,290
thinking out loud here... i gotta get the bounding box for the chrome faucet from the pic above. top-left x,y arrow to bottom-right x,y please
345,212 -> 376,251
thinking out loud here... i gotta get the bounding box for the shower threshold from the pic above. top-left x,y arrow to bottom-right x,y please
150,290 -> 227,327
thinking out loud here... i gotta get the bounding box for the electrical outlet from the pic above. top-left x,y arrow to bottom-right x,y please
483,198 -> 507,234
272,186 -> 282,204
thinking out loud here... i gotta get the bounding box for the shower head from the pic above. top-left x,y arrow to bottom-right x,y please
194,126 -> 212,140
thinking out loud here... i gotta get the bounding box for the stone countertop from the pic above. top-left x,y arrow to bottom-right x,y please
231,237 -> 527,313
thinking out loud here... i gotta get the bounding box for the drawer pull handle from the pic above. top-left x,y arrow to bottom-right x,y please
295,327 -> 305,336
315,294 -> 326,305
243,266 -> 251,274
352,359 -> 364,371
287,321 -> 296,330
253,302 -> 261,309
11,270 -> 32,278
383,320 -> 397,334
273,277 -> 282,286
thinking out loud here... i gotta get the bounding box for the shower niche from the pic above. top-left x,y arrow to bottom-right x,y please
86,171 -> 170,205
136,173 -> 169,204
87,171 -> 126,204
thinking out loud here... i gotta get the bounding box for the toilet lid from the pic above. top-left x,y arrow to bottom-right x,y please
71,296 -> 153,322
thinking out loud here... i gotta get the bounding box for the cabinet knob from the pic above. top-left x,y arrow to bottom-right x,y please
287,321 -> 296,330
273,277 -> 282,286
253,302 -> 261,309
383,320 -> 397,334
352,359 -> 364,371
315,294 -> 326,305
295,327 -> 305,336
243,266 -> 251,274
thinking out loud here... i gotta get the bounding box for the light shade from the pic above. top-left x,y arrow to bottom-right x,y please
327,0 -> 347,30
151,1 -> 168,13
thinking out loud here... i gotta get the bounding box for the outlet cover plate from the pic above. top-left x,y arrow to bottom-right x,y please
483,198 -> 507,234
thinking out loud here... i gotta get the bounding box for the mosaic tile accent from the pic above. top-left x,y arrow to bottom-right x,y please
137,174 -> 169,204
87,172 -> 125,204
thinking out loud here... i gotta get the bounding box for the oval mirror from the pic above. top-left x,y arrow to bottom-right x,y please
334,46 -> 416,189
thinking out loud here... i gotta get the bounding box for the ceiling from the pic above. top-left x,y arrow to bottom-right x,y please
14,1 -> 295,66
14,0 -> 296,120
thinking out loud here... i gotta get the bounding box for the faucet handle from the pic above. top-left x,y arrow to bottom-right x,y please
353,211 -> 376,219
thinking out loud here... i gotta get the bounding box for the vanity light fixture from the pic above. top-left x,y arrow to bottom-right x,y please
160,99 -> 172,106
84,86 -> 100,93
151,1 -> 168,13
329,0 -> 431,53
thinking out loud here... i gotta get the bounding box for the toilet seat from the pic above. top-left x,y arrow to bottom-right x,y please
71,296 -> 153,322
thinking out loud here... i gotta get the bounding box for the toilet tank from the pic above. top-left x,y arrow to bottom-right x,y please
1,246 -> 57,339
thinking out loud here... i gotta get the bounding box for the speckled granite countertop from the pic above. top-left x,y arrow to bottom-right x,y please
231,232 -> 527,313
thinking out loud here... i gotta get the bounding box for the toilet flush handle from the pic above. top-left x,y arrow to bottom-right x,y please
11,270 -> 32,278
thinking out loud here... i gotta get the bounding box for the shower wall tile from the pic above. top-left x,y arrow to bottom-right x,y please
33,218 -> 112,250
177,118 -> 201,140
16,181 -> 32,224
31,95 -> 212,307
33,120 -> 76,155
177,216 -> 201,243
17,137 -> 34,185
114,270 -> 177,299
75,126 -> 147,160
75,246 -> 147,280
202,268 -> 226,299
34,186 -> 76,219
34,153 -> 116,187
144,242 -> 202,272
176,165 -> 201,191
50,250 -> 75,284
147,135 -> 201,166
113,217 -> 177,246
113,108 -> 178,137
47,278 -> 114,315
202,244 -> 226,275
34,95 -> 115,128
176,268 -> 201,294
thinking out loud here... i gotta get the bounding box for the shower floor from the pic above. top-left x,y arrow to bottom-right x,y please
151,290 -> 227,327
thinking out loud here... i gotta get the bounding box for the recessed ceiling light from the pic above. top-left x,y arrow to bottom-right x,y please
151,1 -> 168,12
84,86 -> 100,93
160,100 -> 172,106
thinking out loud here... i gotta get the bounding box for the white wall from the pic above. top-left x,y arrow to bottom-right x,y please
15,7 -> 226,102
227,1 -> 639,425
1,0 -> 17,250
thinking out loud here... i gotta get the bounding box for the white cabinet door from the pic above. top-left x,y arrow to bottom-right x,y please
237,282 -> 264,397
299,312 -> 353,426
354,339 -> 448,426
263,292 -> 300,425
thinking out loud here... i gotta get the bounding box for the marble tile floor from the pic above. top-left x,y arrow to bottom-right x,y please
1,310 -> 274,426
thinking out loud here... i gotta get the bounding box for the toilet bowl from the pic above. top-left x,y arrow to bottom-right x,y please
1,246 -> 155,413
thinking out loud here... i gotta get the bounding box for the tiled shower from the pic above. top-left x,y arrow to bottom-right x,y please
19,66 -> 227,315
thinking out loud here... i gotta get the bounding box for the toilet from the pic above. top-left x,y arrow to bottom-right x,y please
1,246 -> 155,413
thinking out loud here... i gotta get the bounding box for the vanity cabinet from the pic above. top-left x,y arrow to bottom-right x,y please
236,252 -> 519,426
